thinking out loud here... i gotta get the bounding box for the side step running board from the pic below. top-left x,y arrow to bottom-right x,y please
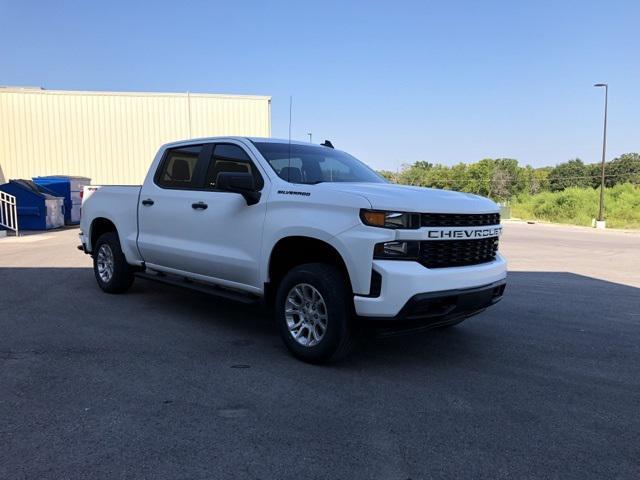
135,271 -> 260,304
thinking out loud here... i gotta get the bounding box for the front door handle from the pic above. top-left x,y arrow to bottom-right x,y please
141,198 -> 154,206
192,202 -> 208,210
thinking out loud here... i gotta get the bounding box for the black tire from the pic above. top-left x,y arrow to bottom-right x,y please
275,263 -> 355,364
93,231 -> 135,294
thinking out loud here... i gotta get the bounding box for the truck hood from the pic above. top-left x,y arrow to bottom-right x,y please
318,182 -> 499,213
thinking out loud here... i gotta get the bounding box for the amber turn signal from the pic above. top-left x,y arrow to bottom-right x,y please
361,210 -> 386,227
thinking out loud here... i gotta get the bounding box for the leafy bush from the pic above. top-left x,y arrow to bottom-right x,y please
511,183 -> 640,229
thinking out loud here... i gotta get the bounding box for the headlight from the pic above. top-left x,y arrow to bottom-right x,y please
360,210 -> 419,229
374,241 -> 420,260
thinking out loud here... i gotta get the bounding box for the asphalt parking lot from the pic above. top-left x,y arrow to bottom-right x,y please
1,222 -> 639,479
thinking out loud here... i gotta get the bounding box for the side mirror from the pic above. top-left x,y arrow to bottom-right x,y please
216,172 -> 261,206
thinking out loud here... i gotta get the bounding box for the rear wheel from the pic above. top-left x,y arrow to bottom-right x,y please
93,232 -> 134,293
275,263 -> 355,363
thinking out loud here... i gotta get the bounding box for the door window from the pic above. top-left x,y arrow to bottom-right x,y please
156,145 -> 203,189
204,144 -> 263,189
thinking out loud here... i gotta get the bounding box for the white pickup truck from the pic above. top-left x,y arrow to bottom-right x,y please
79,137 -> 506,362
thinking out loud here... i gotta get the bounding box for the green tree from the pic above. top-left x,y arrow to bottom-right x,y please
381,153 -> 640,202
466,159 -> 494,197
606,153 -> 640,187
378,170 -> 398,183
413,161 -> 433,170
530,167 -> 551,194
548,159 -> 591,191
492,158 -> 523,200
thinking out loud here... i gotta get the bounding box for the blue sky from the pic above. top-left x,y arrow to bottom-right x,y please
1,0 -> 638,171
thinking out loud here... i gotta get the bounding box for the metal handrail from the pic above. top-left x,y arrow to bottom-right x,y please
0,191 -> 18,236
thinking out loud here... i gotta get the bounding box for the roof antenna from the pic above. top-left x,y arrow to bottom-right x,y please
288,95 -> 292,182
321,140 -> 334,149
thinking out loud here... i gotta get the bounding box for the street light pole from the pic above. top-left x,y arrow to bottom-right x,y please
594,83 -> 608,226
307,132 -> 312,143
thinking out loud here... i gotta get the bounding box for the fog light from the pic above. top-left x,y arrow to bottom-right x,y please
374,241 -> 419,259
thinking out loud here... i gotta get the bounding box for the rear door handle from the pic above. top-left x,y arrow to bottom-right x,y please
141,198 -> 154,206
192,202 -> 208,210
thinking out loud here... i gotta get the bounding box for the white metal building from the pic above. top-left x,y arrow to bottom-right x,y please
0,87 -> 271,185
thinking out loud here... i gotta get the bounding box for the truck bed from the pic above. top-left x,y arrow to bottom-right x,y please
80,185 -> 143,262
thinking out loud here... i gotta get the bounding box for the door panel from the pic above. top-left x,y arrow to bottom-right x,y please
137,142 -> 268,290
184,143 -> 268,286
171,189 -> 267,286
137,144 -> 210,274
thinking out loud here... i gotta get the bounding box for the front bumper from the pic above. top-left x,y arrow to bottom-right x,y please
358,280 -> 505,337
366,279 -> 505,320
353,253 -> 507,318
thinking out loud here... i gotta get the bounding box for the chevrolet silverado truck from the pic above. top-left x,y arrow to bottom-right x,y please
79,137 -> 506,363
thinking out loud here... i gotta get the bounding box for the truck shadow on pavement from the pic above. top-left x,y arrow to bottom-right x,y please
1,267 -> 638,369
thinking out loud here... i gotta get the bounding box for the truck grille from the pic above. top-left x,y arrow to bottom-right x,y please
419,237 -> 499,268
420,212 -> 500,227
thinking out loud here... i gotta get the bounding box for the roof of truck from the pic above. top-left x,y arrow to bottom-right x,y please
163,136 -> 329,148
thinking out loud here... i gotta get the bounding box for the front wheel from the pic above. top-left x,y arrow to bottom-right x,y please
275,263 -> 355,363
93,232 -> 135,294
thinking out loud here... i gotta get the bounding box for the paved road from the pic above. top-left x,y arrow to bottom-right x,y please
1,224 -> 639,479
501,221 -> 640,287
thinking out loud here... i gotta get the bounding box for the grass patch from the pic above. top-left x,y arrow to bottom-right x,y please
510,183 -> 640,229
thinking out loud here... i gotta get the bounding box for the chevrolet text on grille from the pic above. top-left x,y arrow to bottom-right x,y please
425,226 -> 503,240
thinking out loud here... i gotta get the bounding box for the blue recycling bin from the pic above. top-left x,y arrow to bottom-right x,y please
0,180 -> 65,230
32,176 -> 90,225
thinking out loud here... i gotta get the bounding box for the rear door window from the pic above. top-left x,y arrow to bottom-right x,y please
156,145 -> 204,189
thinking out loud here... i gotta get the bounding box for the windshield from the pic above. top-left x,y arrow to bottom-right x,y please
252,142 -> 387,184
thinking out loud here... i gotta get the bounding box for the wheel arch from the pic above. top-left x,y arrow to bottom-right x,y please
89,217 -> 119,252
265,235 -> 354,304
